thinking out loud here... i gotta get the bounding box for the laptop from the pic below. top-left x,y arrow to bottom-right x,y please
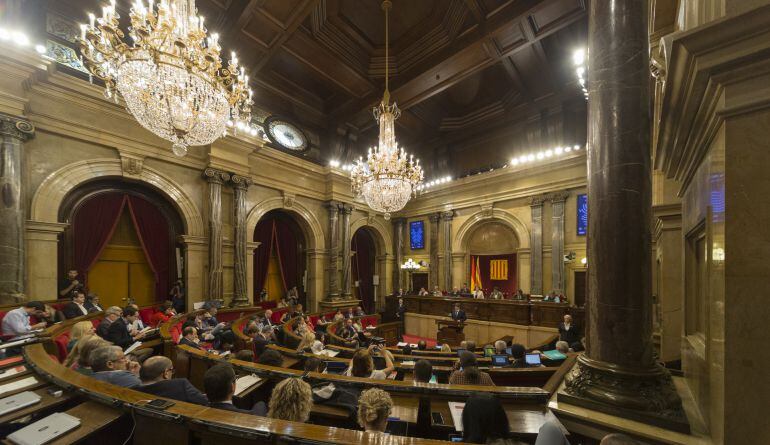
491,355 -> 509,367
505,347 -> 513,356
325,361 -> 348,375
7,412 -> 81,445
0,391 -> 41,416
525,353 -> 542,366
483,347 -> 495,357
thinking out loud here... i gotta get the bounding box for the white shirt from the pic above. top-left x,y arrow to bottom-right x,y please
474,290 -> 485,299
75,303 -> 88,316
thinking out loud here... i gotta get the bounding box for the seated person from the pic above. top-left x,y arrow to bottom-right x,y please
234,350 -> 255,362
440,343 -> 452,353
105,306 -> 153,362
303,315 -> 316,333
125,303 -> 146,335
280,308 -> 295,324
462,393 -> 518,444
413,359 -> 433,383
1,301 -> 47,337
179,326 -> 203,349
204,363 -> 262,414
139,356 -> 208,406
494,340 -> 508,355
555,340 -> 571,354
310,340 -> 325,355
253,325 -> 275,356
286,286 -> 300,306
303,356 -> 326,373
151,302 -> 176,327
534,421 -> 571,445
431,286 -> 443,297
276,297 -> 289,308
339,318 -> 359,343
66,321 -> 95,352
297,330 -> 316,352
268,378 -> 313,422
90,345 -> 141,388
357,388 -> 393,433
417,340 -> 427,351
293,304 -> 305,317
353,306 -> 365,317
449,352 -> 495,386
473,286 -> 485,299
459,283 -> 470,294
509,343 -> 532,368
489,287 -> 504,300
512,288 -> 526,300
62,291 -> 89,319
451,287 -> 461,296
96,306 -> 122,339
257,309 -> 276,329
257,349 -> 284,368
84,294 -> 104,312
64,336 -> 111,375
418,287 -> 429,296
346,345 -> 394,379
333,310 -> 344,322
345,307 -> 355,319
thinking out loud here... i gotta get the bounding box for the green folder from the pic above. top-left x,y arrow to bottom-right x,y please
543,350 -> 567,360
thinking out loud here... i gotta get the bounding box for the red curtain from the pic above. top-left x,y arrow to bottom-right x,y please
274,221 -> 299,294
126,195 -> 173,300
471,254 -> 517,295
352,230 -> 375,313
253,219 -> 275,298
73,193 -> 127,288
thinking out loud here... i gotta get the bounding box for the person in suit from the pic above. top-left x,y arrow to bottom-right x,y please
84,294 -> 104,312
204,363 -> 264,414
252,325 -> 274,356
58,269 -> 83,298
96,306 -> 122,339
106,306 -> 153,362
139,356 -> 208,406
179,326 -> 203,349
353,306 -> 365,317
460,283 -> 470,294
62,291 -> 89,319
558,314 -> 580,345
90,345 -> 141,388
395,298 -> 407,320
450,303 -> 467,322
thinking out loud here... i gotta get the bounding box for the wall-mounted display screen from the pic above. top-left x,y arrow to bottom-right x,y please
577,194 -> 588,236
410,220 -> 425,249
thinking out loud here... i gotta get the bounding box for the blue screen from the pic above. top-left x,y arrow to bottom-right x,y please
410,220 -> 425,249
577,194 -> 588,236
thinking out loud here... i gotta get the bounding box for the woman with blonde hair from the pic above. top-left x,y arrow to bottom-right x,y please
66,321 -> 96,351
440,343 -> 452,353
357,388 -> 393,433
296,330 -> 316,352
267,378 -> 313,422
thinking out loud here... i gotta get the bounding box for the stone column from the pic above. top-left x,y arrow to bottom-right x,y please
550,192 -> 568,294
340,203 -> 353,299
203,168 -> 230,301
230,174 -> 251,307
562,0 -> 685,428
26,221 -> 68,300
392,218 -> 405,291
325,202 -> 340,300
245,241 -> 261,305
0,114 -> 34,304
178,235 -> 207,309
429,213 -> 440,289
529,196 -> 545,295
441,210 -> 454,292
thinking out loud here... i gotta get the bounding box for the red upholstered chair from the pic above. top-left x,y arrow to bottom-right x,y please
309,315 -> 320,326
360,316 -> 377,329
53,333 -> 70,362
271,308 -> 287,324
138,308 -> 155,325
91,318 -> 101,329
170,322 -> 182,344
258,301 -> 277,310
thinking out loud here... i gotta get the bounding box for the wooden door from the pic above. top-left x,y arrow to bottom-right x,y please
573,271 -> 587,307
412,272 -> 428,293
265,253 -> 285,301
89,261 -> 129,309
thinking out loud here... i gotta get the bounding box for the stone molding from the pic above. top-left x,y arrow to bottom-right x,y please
203,167 -> 230,184
119,152 -> 144,176
0,113 -> 34,141
453,207 -> 531,252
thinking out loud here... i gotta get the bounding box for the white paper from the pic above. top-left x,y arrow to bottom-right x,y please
234,374 -> 261,396
320,349 -> 339,357
448,401 -> 465,431
0,366 -> 26,380
0,376 -> 38,397
124,341 -> 143,355
193,302 -> 206,310
396,342 -> 407,347
401,360 -> 415,366
409,343 -> 417,348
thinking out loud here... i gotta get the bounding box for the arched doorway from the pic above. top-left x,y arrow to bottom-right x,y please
253,210 -> 307,305
467,221 -> 519,296
58,179 -> 184,308
352,227 -> 377,313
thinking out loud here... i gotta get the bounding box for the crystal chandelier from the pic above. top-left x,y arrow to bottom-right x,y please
79,0 -> 253,156
350,0 -> 423,220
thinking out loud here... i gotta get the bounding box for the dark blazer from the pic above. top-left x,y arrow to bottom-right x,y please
96,319 -> 112,339
252,335 -> 271,356
340,326 -> 357,339
139,378 -> 209,406
396,304 -> 406,319
62,302 -> 88,319
84,302 -> 103,313
179,337 -> 202,350
558,323 -> 580,345
450,309 -> 467,322
209,401 -> 265,416
106,318 -> 133,349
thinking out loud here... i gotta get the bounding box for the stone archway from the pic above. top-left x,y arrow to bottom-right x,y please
245,197 -> 325,310
27,158 -> 205,300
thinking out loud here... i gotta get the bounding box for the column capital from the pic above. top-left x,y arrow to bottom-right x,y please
428,213 -> 441,223
340,203 -> 353,214
0,113 -> 34,141
391,217 -> 406,225
177,235 -> 207,247
230,174 -> 252,190
529,195 -> 548,206
203,168 -> 230,184
549,191 -> 570,203
440,210 -> 455,221
326,200 -> 341,212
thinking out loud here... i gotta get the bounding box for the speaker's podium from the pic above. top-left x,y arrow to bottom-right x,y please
436,320 -> 465,346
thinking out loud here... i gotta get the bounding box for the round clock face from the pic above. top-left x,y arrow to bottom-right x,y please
266,118 -> 308,152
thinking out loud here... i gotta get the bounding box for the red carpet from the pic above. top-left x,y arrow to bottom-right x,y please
401,334 -> 437,348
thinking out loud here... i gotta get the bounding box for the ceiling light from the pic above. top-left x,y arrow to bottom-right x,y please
536,152 -> 544,160
35,44 -> 46,54
573,48 -> 585,66
527,154 -> 535,161
11,31 -> 29,46
573,144 -> 580,150
555,147 -> 563,155
511,159 -> 519,166
545,149 -> 553,157
330,160 -> 340,168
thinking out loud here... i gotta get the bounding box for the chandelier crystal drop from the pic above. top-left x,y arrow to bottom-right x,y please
350,0 -> 423,220
79,0 -> 253,156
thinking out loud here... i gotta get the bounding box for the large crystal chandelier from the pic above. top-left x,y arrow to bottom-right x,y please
350,0 -> 423,220
79,0 -> 252,156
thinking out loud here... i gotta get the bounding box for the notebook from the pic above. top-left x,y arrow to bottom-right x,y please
0,376 -> 38,397
124,341 -> 143,355
319,349 -> 339,357
543,350 -> 567,360
448,401 -> 466,431
234,375 -> 261,396
0,391 -> 41,416
7,412 -> 81,445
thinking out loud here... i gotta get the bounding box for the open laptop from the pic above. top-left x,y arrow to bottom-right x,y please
491,355 -> 510,367
525,353 -> 542,366
483,347 -> 495,357
324,361 -> 348,375
0,391 -> 41,416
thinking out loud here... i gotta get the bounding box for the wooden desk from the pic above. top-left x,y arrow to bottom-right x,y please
0,387 -> 77,424
47,401 -> 122,445
431,400 -> 566,437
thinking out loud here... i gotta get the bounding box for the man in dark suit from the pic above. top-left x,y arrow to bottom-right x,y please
395,298 -> 407,320
252,325 -> 273,356
139,356 -> 208,406
96,306 -> 122,339
204,363 -> 264,414
558,314 -> 580,345
450,303 -> 467,322
62,291 -> 89,319
106,306 -> 153,362
179,326 -> 203,349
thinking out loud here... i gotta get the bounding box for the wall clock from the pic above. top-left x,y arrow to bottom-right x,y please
264,116 -> 309,152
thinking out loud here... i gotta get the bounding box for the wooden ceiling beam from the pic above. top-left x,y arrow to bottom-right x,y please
250,0 -> 321,74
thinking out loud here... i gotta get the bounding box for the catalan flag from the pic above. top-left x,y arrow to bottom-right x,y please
490,259 -> 508,280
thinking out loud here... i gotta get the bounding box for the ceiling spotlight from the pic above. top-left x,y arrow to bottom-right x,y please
527,154 -> 535,161
330,160 -> 340,168
565,146 -> 572,152
555,147 -> 563,155
511,159 -> 519,166
519,155 -> 527,164
11,31 -> 29,46
573,144 -> 580,150
35,44 -> 46,54
576,67 -> 585,77
536,152 -> 544,160
573,48 -> 585,66
545,149 -> 553,157
445,176 -> 451,182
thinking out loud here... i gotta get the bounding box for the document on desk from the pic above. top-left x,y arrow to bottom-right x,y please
0,376 -> 38,397
234,375 -> 261,396
320,349 -> 339,357
0,365 -> 26,380
124,341 -> 143,355
396,342 -> 408,347
448,401 -> 466,431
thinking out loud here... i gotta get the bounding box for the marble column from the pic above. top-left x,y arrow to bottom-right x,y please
203,168 -> 230,301
429,213 -> 440,289
392,218 -> 405,291
0,114 -> 34,304
550,192 -> 568,293
340,204 -> 353,299
441,210 -> 454,292
562,0 -> 685,428
529,196 -> 545,295
230,174 -> 251,307
325,202 -> 340,300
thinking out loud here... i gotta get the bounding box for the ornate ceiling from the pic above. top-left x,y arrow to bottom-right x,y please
45,0 -> 588,176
